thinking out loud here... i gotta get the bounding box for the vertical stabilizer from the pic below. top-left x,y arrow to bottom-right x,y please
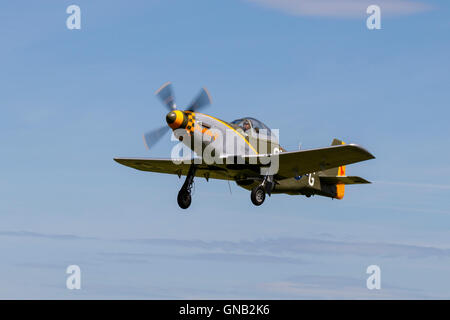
322,138 -> 346,199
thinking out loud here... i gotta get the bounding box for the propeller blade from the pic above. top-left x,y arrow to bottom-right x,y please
155,82 -> 176,110
143,125 -> 170,150
186,87 -> 212,112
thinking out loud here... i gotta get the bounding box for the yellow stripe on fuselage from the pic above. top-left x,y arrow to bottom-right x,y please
195,112 -> 259,155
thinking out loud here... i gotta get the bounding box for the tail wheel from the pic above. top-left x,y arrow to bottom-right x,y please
177,189 -> 192,209
251,185 -> 266,206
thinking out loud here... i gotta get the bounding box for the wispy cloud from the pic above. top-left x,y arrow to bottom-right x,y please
244,0 -> 432,18
2,230 -> 449,299
0,230 -> 97,240
124,236 -> 450,259
2,230 -> 449,259
375,180 -> 450,190
259,275 -> 434,299
99,251 -> 307,265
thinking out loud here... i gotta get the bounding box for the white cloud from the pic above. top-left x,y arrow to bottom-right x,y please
244,0 -> 432,18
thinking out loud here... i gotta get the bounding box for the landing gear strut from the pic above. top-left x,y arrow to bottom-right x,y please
250,175 -> 274,206
251,185 -> 265,206
177,165 -> 196,209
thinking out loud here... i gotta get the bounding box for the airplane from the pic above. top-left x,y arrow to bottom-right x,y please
114,82 -> 375,209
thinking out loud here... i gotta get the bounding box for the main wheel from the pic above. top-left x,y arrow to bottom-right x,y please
177,189 -> 192,209
251,185 -> 266,206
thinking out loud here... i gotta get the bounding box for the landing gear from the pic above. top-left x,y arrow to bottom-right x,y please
250,175 -> 274,206
177,165 -> 196,209
177,189 -> 192,209
251,185 -> 266,206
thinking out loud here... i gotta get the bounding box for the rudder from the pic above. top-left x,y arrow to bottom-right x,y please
322,138 -> 346,199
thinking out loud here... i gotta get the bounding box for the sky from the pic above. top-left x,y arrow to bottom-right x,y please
0,0 -> 449,299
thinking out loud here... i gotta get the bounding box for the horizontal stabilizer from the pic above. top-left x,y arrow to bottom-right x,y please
319,176 -> 371,185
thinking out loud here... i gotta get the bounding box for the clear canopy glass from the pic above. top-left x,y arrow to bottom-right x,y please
230,117 -> 273,138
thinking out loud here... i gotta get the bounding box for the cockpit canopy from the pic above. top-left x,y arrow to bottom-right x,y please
230,117 -> 276,140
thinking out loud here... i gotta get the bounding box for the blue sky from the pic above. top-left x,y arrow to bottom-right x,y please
0,0 -> 449,299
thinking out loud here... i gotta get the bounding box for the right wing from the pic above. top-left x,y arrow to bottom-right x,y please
114,158 -> 234,181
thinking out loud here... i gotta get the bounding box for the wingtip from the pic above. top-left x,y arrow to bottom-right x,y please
366,151 -> 376,160
348,144 -> 375,160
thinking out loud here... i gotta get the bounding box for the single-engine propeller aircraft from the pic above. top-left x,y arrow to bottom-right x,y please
114,82 -> 375,209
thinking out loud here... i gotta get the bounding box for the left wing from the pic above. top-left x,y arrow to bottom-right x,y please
276,144 -> 374,178
240,143 -> 375,179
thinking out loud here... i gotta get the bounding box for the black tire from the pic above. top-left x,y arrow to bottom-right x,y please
251,185 -> 266,206
177,189 -> 192,209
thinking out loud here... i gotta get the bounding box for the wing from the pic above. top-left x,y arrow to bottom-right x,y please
114,158 -> 233,181
275,144 -> 374,178
319,176 -> 371,185
115,144 -> 374,181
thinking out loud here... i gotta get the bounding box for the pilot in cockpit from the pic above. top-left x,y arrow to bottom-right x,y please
231,117 -> 272,138
242,120 -> 251,132
233,118 -> 259,136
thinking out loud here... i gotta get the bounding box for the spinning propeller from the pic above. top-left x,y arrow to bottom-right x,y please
143,82 -> 212,150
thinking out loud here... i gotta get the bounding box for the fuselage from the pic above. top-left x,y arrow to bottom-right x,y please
167,111 -> 282,157
165,110 -> 344,199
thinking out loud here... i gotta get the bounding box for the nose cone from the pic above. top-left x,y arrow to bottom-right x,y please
166,110 -> 186,129
166,111 -> 177,125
